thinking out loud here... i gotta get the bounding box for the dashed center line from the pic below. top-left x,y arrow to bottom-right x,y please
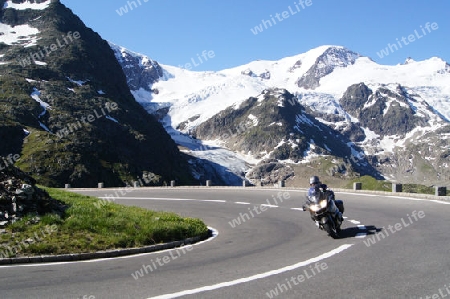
348,220 -> 361,225
201,200 -> 226,203
355,233 -> 367,238
290,208 -> 304,211
261,204 -> 279,208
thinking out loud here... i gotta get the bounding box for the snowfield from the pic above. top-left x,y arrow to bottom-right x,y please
111,44 -> 450,185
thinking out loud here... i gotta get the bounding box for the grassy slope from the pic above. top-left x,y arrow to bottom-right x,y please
0,188 -> 208,258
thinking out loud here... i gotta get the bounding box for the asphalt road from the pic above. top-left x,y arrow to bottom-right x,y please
1,188 -> 449,299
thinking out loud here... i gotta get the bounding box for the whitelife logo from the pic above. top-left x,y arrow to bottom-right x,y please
178,50 -> 215,70
376,22 -> 439,59
116,0 -> 149,16
0,154 -> 20,171
228,192 -> 291,228
363,210 -> 425,247
55,102 -> 119,139
19,31 -> 81,67
250,0 -> 313,35
266,262 -> 328,298
131,245 -> 193,280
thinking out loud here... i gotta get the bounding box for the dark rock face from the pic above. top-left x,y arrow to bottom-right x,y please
372,125 -> 450,187
339,83 -> 373,118
340,83 -> 427,137
110,43 -> 164,92
337,82 -> 449,186
297,47 -> 360,90
0,163 -> 66,227
246,160 -> 294,186
341,122 -> 366,143
240,69 -> 271,80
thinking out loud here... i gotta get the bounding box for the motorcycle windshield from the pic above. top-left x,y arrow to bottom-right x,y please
307,188 -> 321,204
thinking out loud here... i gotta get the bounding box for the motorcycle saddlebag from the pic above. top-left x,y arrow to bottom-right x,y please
335,200 -> 344,214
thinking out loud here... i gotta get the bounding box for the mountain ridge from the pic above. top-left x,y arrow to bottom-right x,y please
112,43 -> 450,187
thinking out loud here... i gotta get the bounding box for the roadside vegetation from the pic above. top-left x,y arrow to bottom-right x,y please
345,176 -> 392,192
345,176 -> 449,195
0,187 -> 208,258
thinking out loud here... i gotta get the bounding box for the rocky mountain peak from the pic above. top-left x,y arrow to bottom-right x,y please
296,46 -> 361,90
109,42 -> 163,93
403,57 -> 416,65
340,82 -> 432,137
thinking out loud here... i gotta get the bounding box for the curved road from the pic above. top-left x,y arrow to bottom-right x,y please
1,188 -> 449,299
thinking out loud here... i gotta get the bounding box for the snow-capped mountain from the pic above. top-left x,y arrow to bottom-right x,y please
111,44 -> 450,187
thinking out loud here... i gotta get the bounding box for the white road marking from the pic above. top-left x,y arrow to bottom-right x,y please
99,197 -> 197,201
430,200 -> 450,205
390,196 -> 450,204
290,208 -> 304,211
343,218 -> 368,238
261,204 -> 278,208
338,192 -> 378,197
201,200 -> 226,203
348,220 -> 361,225
99,197 -> 228,203
147,244 -> 354,299
390,196 -> 424,201
355,224 -> 368,238
235,202 -> 251,205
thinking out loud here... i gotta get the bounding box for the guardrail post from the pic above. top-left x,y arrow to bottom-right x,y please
65,184 -> 71,189
98,183 -> 104,188
206,180 -> 212,187
435,186 -> 447,196
353,182 -> 362,190
170,180 -> 176,187
133,181 -> 140,188
392,183 -> 402,193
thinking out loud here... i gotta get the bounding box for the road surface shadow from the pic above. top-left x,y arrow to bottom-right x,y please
338,225 -> 381,239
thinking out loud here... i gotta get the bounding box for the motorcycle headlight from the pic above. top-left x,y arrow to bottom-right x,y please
319,200 -> 327,209
310,200 -> 327,212
310,204 -> 320,212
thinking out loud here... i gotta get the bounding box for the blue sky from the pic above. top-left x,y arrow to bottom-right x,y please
60,0 -> 449,71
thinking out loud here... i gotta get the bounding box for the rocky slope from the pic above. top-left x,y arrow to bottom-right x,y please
0,161 -> 65,228
0,0 -> 195,187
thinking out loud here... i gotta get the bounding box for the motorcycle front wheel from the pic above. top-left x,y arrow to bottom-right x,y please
323,222 -> 339,239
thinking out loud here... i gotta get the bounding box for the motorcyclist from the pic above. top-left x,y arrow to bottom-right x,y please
303,176 -> 343,221
320,183 -> 335,201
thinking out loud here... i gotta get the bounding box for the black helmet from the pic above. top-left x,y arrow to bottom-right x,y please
309,176 -> 321,185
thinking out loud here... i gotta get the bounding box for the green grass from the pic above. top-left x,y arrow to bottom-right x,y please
0,188 -> 208,258
345,176 -> 392,192
402,184 -> 435,195
345,176 -> 449,196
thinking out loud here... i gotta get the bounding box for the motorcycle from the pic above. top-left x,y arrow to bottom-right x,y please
303,188 -> 344,239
